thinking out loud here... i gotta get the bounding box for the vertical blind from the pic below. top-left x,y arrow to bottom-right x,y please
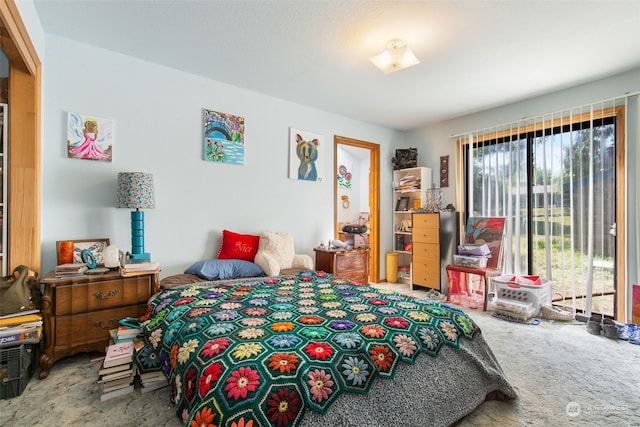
453,93 -> 638,317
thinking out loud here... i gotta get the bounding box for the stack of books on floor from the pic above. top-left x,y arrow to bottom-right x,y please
98,341 -> 136,401
0,312 -> 43,347
120,262 -> 160,277
54,263 -> 88,278
109,323 -> 142,344
138,369 -> 168,394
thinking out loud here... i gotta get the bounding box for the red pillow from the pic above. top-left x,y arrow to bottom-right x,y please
217,229 -> 260,262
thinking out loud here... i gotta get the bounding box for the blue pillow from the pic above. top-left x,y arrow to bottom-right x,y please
184,259 -> 265,280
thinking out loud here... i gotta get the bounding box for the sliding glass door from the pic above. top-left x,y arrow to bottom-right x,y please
461,102 -> 625,317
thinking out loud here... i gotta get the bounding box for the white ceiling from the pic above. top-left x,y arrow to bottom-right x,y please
33,0 -> 640,131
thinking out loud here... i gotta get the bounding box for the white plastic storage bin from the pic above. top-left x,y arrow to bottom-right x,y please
493,275 -> 552,316
494,299 -> 537,321
452,255 -> 488,268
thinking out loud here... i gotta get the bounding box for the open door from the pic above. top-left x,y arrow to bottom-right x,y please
334,136 -> 380,283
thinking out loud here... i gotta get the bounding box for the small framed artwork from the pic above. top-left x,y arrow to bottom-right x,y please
67,112 -> 114,162
202,109 -> 245,165
289,127 -> 324,182
395,196 -> 410,211
56,238 -> 110,266
440,155 -> 449,187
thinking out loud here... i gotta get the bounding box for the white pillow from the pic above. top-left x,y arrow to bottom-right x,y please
254,232 -> 295,276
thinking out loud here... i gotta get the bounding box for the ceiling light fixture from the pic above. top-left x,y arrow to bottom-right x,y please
369,39 -> 420,74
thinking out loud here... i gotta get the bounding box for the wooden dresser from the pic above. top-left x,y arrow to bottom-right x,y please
314,248 -> 369,284
412,212 -> 459,291
38,270 -> 159,379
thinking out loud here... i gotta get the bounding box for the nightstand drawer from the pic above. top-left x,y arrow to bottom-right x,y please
55,305 -> 147,349
54,276 -> 152,315
314,248 -> 369,284
338,270 -> 368,284
335,252 -> 366,272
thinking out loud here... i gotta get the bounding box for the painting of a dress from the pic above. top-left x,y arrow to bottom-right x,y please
67,112 -> 113,162
203,109 -> 245,165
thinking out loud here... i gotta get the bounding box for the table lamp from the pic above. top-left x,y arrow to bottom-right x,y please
116,172 -> 155,262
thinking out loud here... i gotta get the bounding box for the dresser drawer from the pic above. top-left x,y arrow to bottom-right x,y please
413,214 -> 440,229
338,270 -> 368,284
335,252 -> 366,272
54,305 -> 148,348
54,276 -> 152,316
413,242 -> 439,259
412,256 -> 440,287
412,228 -> 440,244
412,271 -> 440,288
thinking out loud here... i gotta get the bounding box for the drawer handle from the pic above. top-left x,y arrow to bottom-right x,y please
94,289 -> 120,299
92,319 -> 120,329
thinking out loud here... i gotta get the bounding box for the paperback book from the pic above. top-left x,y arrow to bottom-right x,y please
100,379 -> 134,394
54,263 -> 88,277
139,378 -> 169,394
103,341 -> 134,368
121,262 -> 160,277
99,384 -> 135,402
98,362 -> 132,377
98,365 -> 134,382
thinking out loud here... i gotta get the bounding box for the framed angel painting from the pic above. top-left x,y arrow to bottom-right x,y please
67,112 -> 113,162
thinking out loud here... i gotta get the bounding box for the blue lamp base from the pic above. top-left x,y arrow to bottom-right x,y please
129,209 -> 151,263
129,252 -> 151,263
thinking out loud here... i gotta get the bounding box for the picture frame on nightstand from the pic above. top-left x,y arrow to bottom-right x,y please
56,238 -> 110,266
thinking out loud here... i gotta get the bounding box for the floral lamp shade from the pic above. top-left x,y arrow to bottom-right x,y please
116,172 -> 155,209
116,172 -> 155,262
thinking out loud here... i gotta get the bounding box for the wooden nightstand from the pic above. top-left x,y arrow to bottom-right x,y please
314,248 -> 369,284
38,270 -> 159,379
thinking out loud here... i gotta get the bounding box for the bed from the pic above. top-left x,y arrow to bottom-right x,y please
135,271 -> 517,427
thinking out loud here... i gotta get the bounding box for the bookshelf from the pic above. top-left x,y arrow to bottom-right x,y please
392,166 -> 431,288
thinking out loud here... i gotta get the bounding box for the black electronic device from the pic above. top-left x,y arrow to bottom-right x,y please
342,224 -> 367,234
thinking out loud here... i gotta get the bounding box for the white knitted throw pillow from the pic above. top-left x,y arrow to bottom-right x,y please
254,232 -> 295,276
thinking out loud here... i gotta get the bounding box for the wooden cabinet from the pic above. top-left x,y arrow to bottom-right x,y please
412,212 -> 459,292
314,248 -> 369,284
38,271 -> 159,379
392,166 -> 431,286
412,213 -> 441,290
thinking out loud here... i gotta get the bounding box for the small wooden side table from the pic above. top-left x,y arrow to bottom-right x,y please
314,247 -> 369,284
38,270 -> 159,379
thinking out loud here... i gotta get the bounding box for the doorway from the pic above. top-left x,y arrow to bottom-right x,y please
334,136 -> 380,283
0,2 -> 42,272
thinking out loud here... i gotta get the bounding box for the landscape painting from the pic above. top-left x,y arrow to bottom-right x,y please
203,109 -> 245,165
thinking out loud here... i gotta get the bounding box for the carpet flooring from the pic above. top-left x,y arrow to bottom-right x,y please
1,283 -> 638,427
